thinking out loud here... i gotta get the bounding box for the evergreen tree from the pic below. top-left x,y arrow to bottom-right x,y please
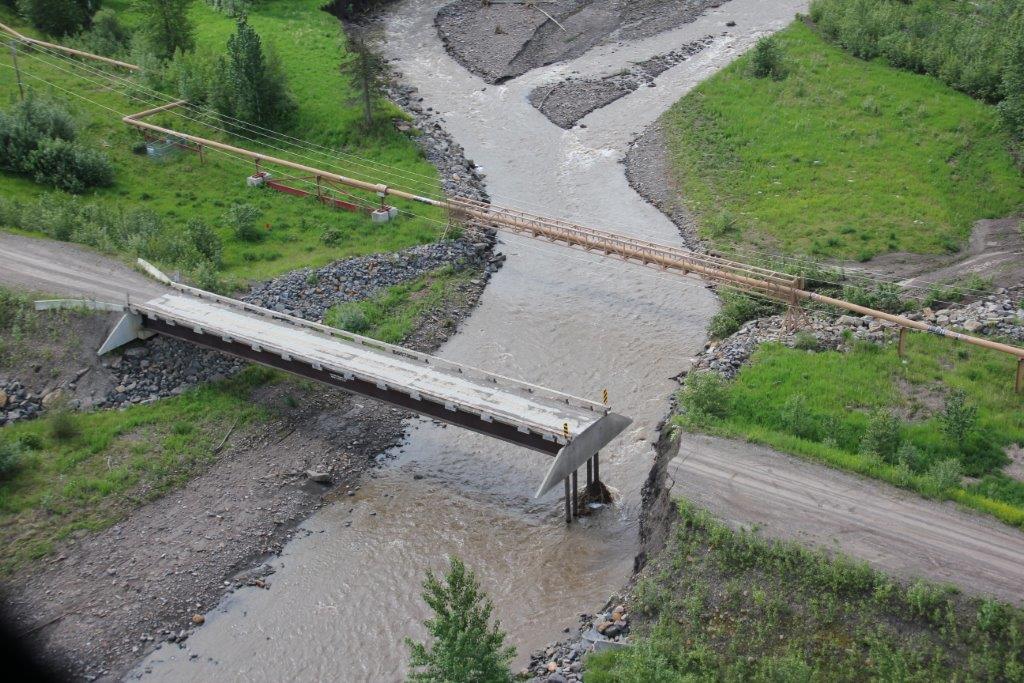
340,29 -> 385,130
406,557 -> 515,683
135,0 -> 195,61
18,0 -> 99,36
212,17 -> 293,127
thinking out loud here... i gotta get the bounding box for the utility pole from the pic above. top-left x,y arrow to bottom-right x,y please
9,39 -> 24,101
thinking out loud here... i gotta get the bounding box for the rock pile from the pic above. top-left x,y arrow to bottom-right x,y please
692,287 -> 1024,380
0,379 -> 42,425
524,604 -> 632,682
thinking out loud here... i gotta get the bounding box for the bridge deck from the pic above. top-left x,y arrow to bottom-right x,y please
98,282 -> 630,498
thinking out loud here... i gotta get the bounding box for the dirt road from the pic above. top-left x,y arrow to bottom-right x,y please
0,232 -> 166,301
672,434 -> 1024,605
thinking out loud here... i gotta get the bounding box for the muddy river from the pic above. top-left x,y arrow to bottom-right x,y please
134,0 -> 802,679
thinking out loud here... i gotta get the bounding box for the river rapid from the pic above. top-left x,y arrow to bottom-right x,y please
133,1 -> 802,679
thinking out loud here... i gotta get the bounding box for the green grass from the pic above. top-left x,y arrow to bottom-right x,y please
587,499 -> 1024,681
662,21 -> 1024,260
324,264 -> 475,344
0,0 -> 446,286
0,366 -> 273,574
676,333 -> 1024,527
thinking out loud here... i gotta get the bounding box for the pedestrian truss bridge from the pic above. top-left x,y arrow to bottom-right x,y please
65,265 -> 630,500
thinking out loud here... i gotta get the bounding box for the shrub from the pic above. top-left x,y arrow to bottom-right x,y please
793,331 -> 819,351
921,458 -> 963,496
67,8 -> 131,57
999,12 -> 1024,138
896,442 -> 927,472
27,138 -> 114,193
0,440 -> 24,481
206,0 -> 250,17
709,291 -> 779,340
405,557 -> 515,683
185,217 -> 222,265
332,305 -> 370,334
779,393 -> 819,441
679,371 -> 730,422
859,409 -> 901,462
49,408 -> 80,442
17,0 -> 97,36
135,0 -> 195,60
939,389 -> 979,451
224,203 -> 262,242
749,35 -> 787,80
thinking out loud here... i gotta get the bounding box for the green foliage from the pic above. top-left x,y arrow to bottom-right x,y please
331,306 -> 369,334
662,21 -> 1024,260
860,408 -> 902,462
17,0 -> 98,36
678,371 -> 731,425
588,500 -> 1024,681
0,440 -> 24,481
780,393 -> 819,441
841,283 -> 909,314
749,35 -> 787,80
67,8 -> 131,57
708,291 -> 779,340
0,98 -> 112,193
224,202 -> 262,242
185,217 -> 223,265
793,331 -> 819,351
341,29 -> 386,130
212,16 -> 294,127
921,458 -> 963,496
811,0 -> 1023,127
27,137 -> 114,193
999,11 -> 1024,139
405,557 -> 515,683
205,0 -> 249,17
134,0 -> 195,60
939,389 -> 978,450
48,408 -> 80,442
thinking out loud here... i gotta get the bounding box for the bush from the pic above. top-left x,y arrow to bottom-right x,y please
67,8 -> 131,57
206,0 -> 251,16
136,0 -> 195,60
999,12 -> 1024,139
27,138 -> 114,193
0,99 -> 112,193
332,305 -> 370,334
859,409 -> 902,462
938,389 -> 978,451
49,409 -> 80,442
0,440 -> 24,480
679,371 -> 730,422
224,203 -> 262,242
185,217 -> 222,266
779,393 -> 819,441
405,557 -> 515,683
749,35 -> 787,80
17,0 -> 98,36
921,458 -> 963,496
793,331 -> 820,351
708,291 -> 779,340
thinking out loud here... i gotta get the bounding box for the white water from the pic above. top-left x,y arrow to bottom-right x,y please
133,1 -> 803,680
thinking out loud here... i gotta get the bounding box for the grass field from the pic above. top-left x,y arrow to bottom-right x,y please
587,500 -> 1024,681
662,21 -> 1024,260
0,0 -> 446,286
676,333 -> 1024,527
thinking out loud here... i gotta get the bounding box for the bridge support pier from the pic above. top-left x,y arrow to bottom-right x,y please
564,477 -> 572,523
571,470 -> 578,518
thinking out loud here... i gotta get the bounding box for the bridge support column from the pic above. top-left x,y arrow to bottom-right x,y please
564,478 -> 572,524
571,469 -> 578,518
586,459 -> 593,487
593,452 -> 600,484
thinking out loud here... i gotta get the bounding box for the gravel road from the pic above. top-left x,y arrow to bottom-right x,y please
672,434 -> 1024,606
